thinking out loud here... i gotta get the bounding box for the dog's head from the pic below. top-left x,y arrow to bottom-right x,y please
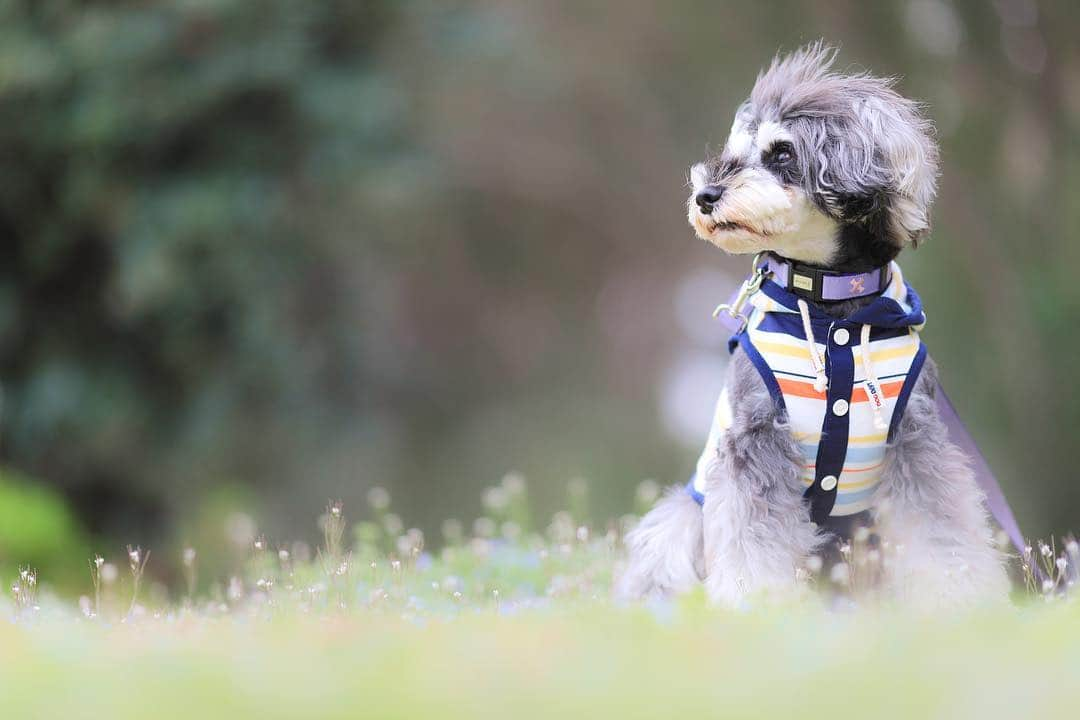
688,43 -> 939,269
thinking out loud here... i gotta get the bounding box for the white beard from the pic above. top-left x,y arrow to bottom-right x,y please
688,168 -> 840,265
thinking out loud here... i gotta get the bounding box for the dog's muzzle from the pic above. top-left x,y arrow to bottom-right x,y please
694,185 -> 724,213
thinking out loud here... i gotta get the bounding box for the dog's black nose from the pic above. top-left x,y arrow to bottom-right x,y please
695,185 -> 724,212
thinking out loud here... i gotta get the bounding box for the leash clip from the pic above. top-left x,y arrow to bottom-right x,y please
713,252 -> 770,332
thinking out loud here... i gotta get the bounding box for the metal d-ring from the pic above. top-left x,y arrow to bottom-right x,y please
712,252 -> 771,331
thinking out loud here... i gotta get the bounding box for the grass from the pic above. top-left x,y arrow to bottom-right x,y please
3,479 -> 1080,719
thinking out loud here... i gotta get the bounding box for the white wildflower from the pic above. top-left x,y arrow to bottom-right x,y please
366,486 -> 391,511
501,472 -> 526,495
635,479 -> 660,505
383,513 -> 403,536
830,563 -> 850,585
101,563 -> 119,584
482,486 -> 509,512
473,517 -> 496,538
501,521 -> 522,542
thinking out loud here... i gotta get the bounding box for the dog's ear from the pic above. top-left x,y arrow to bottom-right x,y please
859,93 -> 939,247
793,80 -> 939,248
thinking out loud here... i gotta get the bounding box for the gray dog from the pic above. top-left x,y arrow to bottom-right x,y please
618,44 -> 1009,608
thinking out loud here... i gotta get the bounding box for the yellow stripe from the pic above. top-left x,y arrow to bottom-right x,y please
793,431 -> 887,445
754,335 -> 916,366
753,339 -> 813,361
839,474 -> 882,490
855,343 -> 918,366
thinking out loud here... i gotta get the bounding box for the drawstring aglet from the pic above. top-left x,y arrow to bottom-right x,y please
797,298 -> 829,393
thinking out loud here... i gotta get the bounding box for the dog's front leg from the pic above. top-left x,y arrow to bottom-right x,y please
875,360 -> 1010,609
702,351 -> 822,606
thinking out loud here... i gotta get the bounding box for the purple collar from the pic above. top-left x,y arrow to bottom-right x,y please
766,254 -> 891,302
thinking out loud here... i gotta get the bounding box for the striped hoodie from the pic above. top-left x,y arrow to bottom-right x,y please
689,262 -> 927,523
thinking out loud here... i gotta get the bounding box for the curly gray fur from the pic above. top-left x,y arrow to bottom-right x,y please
748,42 -> 939,247
873,358 -> 1010,608
701,349 -> 825,604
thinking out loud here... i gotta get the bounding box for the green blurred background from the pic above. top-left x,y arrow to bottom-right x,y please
1,0 -> 1077,588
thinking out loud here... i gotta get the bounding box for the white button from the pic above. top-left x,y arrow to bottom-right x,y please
820,475 -> 838,491
832,399 -> 849,416
833,328 -> 849,346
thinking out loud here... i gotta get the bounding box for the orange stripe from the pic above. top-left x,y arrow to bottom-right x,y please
843,462 -> 885,474
852,382 -> 902,403
777,378 -> 826,399
776,378 -> 903,403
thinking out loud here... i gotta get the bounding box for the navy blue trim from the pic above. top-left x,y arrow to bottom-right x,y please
804,329 -> 855,524
758,277 -> 925,330
773,368 -> 823,381
887,341 -> 928,443
774,368 -> 909,383
850,282 -> 925,329
754,308 -> 829,338
686,475 -> 704,506
735,332 -> 786,412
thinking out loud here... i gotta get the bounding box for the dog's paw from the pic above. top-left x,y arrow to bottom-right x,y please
705,563 -> 814,609
615,487 -> 705,601
704,572 -> 752,609
885,553 -> 1011,611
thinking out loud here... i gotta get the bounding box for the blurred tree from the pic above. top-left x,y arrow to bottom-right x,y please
0,0 -> 412,540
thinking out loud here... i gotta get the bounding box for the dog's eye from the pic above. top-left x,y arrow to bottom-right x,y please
769,144 -> 794,166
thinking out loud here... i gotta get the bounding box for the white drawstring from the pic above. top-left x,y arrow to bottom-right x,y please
796,299 -> 828,393
859,323 -> 888,430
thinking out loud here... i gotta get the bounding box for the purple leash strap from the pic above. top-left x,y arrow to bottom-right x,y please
935,383 -> 1038,577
